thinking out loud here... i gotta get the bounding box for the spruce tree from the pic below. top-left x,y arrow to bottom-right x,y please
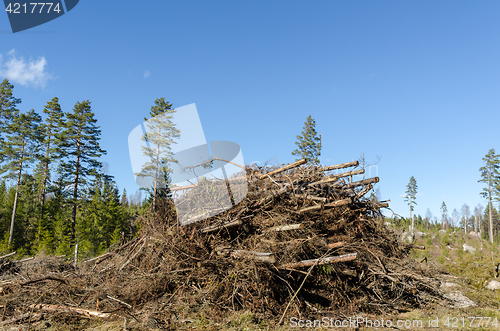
59,100 -> 106,244
441,202 -> 448,229
135,98 -> 180,211
404,176 -> 418,241
0,110 -> 42,245
291,115 -> 321,164
479,148 -> 500,244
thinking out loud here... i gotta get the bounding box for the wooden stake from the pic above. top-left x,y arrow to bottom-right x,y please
74,243 -> 78,268
259,159 -> 307,179
278,252 -> 357,269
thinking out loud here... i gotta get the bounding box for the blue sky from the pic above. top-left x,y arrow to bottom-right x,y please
1,1 -> 499,222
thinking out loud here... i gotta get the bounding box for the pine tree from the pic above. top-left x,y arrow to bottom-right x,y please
135,98 -> 180,211
0,110 -> 42,245
404,176 -> 417,241
0,79 -> 21,163
441,202 -> 448,229
36,97 -> 65,248
479,148 -> 500,244
59,100 -> 106,244
291,115 -> 321,164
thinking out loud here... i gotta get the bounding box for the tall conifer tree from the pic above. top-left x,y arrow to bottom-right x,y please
0,110 -> 42,245
479,148 -> 500,244
136,98 -> 180,211
404,176 -> 418,241
291,115 -> 321,164
0,79 -> 21,163
59,100 -> 106,244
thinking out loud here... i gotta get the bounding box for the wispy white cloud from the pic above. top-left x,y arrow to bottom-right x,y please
416,192 -> 424,196
143,70 -> 151,78
399,193 -> 407,198
0,49 -> 52,88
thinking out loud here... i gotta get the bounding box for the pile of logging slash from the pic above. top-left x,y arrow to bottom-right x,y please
0,159 -> 449,329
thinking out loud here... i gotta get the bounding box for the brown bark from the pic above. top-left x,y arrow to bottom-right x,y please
278,252 -> 357,268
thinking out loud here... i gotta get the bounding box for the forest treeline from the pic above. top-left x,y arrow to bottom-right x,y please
0,79 -> 147,258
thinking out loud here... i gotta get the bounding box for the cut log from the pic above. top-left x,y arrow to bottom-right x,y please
259,159 -> 307,179
268,224 -> 304,232
327,242 -> 344,249
335,168 -> 365,179
30,304 -> 111,318
298,204 -> 323,213
292,194 -> 327,202
278,252 -> 357,269
201,219 -> 242,233
341,177 -> 379,189
354,184 -> 373,201
324,198 -> 351,208
298,198 -> 351,213
322,161 -> 359,172
307,176 -> 338,186
230,250 -> 276,263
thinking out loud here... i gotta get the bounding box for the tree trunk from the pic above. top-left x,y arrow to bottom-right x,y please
489,169 -> 494,244
71,135 -> 81,244
8,138 -> 25,245
410,197 -> 414,242
39,128 -> 52,232
153,144 -> 160,211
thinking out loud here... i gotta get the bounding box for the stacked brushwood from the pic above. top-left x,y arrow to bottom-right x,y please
0,159 -> 449,329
